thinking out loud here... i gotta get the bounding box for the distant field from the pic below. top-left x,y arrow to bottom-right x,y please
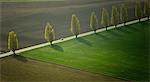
1,56 -> 123,82
21,20 -> 149,81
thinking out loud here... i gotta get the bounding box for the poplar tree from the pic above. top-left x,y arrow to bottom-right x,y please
111,6 -> 119,28
144,0 -> 150,19
101,8 -> 110,31
8,31 -> 19,55
44,23 -> 55,45
90,12 -> 98,33
70,14 -> 81,38
135,0 -> 142,22
120,4 -> 128,25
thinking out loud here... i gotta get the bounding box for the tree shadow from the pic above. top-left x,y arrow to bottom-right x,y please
140,21 -> 149,26
95,33 -> 109,39
50,44 -> 64,52
126,26 -> 140,32
118,26 -> 132,34
107,30 -> 122,37
76,37 -> 92,46
13,55 -> 28,63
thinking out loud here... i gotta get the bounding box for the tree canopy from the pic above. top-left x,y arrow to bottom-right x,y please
135,0 -> 142,21
44,23 -> 55,45
90,12 -> 98,33
8,31 -> 19,53
144,0 -> 150,18
101,8 -> 110,30
120,4 -> 128,25
111,6 -> 119,27
70,14 -> 81,38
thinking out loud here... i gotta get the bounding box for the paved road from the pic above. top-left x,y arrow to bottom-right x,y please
0,0 -> 145,52
0,18 -> 148,58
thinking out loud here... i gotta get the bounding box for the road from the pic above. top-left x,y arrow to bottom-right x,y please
0,0 -> 144,52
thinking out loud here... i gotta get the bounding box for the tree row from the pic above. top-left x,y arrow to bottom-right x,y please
8,0 -> 149,55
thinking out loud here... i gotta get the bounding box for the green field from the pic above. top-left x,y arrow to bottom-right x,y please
21,21 -> 149,81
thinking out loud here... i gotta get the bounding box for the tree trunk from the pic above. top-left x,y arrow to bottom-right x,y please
75,35 -> 78,38
12,50 -> 16,55
139,18 -> 141,22
50,41 -> 52,45
124,22 -> 126,26
94,30 -> 96,34
106,26 -> 107,31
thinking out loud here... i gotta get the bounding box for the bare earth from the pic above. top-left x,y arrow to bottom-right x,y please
0,56 -> 125,82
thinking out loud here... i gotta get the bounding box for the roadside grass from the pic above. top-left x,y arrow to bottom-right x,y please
21,20 -> 149,81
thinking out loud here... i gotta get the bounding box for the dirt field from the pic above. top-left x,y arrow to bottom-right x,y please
0,56 -> 125,82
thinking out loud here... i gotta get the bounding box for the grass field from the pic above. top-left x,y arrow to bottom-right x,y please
21,20 -> 149,81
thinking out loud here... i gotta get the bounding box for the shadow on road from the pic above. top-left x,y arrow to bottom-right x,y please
50,44 -> 64,52
77,37 -> 92,46
13,55 -> 28,63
